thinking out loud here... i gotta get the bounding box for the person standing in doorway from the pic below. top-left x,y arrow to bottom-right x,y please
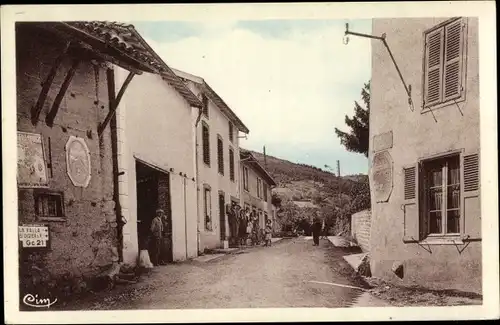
311,217 -> 322,246
150,209 -> 164,266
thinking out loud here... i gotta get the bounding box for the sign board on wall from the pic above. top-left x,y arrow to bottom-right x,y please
372,131 -> 393,153
65,136 -> 91,187
17,132 -> 49,188
372,150 -> 394,202
18,224 -> 50,248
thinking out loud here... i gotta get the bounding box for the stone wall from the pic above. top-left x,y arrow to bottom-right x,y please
16,24 -> 118,301
351,209 -> 371,252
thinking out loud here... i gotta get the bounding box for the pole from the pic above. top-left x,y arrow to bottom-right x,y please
337,160 -> 341,201
263,145 -> 267,168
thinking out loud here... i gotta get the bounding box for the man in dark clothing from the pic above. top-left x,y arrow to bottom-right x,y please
150,209 -> 164,266
311,218 -> 322,246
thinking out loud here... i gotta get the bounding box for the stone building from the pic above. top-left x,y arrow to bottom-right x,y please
369,17 -> 481,293
16,21 -> 162,298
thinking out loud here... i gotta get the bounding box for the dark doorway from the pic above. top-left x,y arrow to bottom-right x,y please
136,160 -> 173,263
219,192 -> 226,241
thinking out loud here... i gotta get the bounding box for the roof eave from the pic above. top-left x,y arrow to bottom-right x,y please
240,151 -> 276,186
127,25 -> 203,108
201,82 -> 250,133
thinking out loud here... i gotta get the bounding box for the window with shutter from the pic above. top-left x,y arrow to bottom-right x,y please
229,122 -> 234,142
243,166 -> 249,191
463,153 -> 479,192
202,94 -> 209,118
202,123 -> 210,166
229,148 -> 235,181
217,136 -> 224,175
423,17 -> 467,110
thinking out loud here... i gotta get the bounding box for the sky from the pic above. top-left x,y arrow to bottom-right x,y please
131,19 -> 372,175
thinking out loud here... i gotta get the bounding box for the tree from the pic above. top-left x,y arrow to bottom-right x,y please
271,193 -> 282,208
334,81 -> 370,157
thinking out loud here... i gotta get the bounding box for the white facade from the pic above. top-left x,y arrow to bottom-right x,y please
173,69 -> 249,251
115,66 -> 199,265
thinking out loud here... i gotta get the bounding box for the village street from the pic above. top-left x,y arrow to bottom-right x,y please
60,237 -> 387,310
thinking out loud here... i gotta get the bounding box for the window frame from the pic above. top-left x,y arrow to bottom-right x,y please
217,135 -> 224,175
243,166 -> 249,191
202,93 -> 209,118
263,182 -> 268,202
257,177 -> 262,199
203,184 -> 212,231
421,17 -> 468,113
202,121 -> 211,167
418,150 -> 466,244
33,189 -> 66,222
229,147 -> 235,182
229,121 -> 234,143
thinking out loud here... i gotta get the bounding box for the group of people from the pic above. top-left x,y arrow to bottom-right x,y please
237,208 -> 273,247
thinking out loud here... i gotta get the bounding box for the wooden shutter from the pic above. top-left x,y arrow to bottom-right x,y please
202,94 -> 209,117
464,153 -> 479,192
424,27 -> 444,108
443,18 -> 465,102
229,148 -> 235,181
217,137 -> 224,174
202,124 -> 210,165
229,122 -> 234,142
403,163 -> 421,243
404,166 -> 416,200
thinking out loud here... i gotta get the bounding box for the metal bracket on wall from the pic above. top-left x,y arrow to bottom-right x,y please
344,23 -> 414,111
452,239 -> 471,254
412,238 -> 433,254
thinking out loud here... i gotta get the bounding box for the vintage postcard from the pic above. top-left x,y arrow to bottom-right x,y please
2,2 -> 498,323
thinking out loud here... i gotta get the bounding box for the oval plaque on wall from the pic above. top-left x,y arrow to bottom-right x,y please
372,150 -> 393,202
65,136 -> 91,188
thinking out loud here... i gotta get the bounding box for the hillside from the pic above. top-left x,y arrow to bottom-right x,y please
250,150 -> 367,200
248,150 -> 370,234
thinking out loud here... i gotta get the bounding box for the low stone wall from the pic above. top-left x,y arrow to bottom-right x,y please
351,209 -> 371,253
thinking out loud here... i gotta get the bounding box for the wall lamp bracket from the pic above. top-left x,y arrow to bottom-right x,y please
344,23 -> 414,112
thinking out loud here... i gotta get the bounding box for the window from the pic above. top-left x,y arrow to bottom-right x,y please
229,122 -> 234,142
403,152 -> 480,242
34,191 -> 64,221
257,178 -> 262,198
202,93 -> 209,118
422,155 -> 461,235
243,166 -> 249,191
204,186 -> 212,231
423,17 -> 467,109
202,123 -> 210,166
217,136 -> 224,175
263,183 -> 268,202
229,148 -> 235,181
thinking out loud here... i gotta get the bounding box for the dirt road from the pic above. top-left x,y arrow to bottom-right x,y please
62,237 -> 371,310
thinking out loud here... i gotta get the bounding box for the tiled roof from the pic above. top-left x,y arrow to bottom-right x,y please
53,21 -> 202,108
172,68 -> 250,134
240,149 -> 277,186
